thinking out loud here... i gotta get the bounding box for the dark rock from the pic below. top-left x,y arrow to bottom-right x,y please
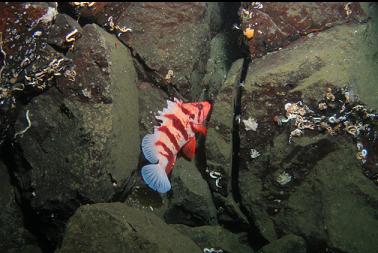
47,14 -> 83,51
272,142 -> 378,253
137,81 -> 169,137
69,2 -> 224,98
239,2 -> 367,58
65,2 -> 127,26
237,21 -> 378,252
56,202 -> 201,253
117,2 -> 211,98
258,234 -> 306,253
13,24 -> 139,246
173,224 -> 254,253
0,3 -> 72,144
0,160 -> 41,252
0,2 -> 66,89
202,33 -> 231,98
164,159 -> 217,226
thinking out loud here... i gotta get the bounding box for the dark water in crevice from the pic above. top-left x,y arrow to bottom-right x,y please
1,142 -> 56,253
231,56 -> 250,203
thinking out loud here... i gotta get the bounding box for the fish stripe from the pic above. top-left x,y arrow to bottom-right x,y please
164,114 -> 188,141
159,152 -> 174,173
156,140 -> 175,174
179,103 -> 191,116
197,107 -> 202,121
156,140 -> 174,160
158,125 -> 180,152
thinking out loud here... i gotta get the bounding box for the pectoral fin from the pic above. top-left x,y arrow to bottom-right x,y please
181,137 -> 196,160
192,124 -> 207,135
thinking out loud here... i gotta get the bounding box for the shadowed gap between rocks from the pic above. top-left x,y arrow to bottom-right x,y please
1,143 -> 56,252
232,55 -> 270,250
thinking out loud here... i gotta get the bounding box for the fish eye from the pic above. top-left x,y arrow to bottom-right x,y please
198,104 -> 203,110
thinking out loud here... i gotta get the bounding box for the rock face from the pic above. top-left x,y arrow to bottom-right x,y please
56,203 -> 201,253
0,160 -> 41,253
237,20 -> 378,253
164,159 -> 217,226
239,2 -> 367,59
173,224 -> 254,253
12,24 -> 139,245
68,2 -> 223,98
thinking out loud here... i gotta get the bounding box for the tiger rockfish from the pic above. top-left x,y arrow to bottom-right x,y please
141,98 -> 212,193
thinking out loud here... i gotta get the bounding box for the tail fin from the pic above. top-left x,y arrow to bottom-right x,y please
141,164 -> 171,193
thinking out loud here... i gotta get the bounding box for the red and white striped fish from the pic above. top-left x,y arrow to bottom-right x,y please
141,98 -> 212,193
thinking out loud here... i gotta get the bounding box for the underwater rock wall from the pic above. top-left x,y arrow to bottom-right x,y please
0,2 -> 377,253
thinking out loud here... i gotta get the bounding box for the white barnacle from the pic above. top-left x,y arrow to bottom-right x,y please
250,149 -> 260,159
290,128 -> 303,137
81,88 -> 92,98
243,117 -> 258,131
276,171 -> 292,186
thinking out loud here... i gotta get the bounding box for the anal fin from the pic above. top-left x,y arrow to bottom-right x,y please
141,164 -> 171,193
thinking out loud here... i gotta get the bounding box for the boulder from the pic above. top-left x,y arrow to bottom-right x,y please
239,2 -> 367,58
137,81 -> 169,138
258,234 -> 306,253
273,141 -> 378,253
164,159 -> 217,226
13,23 -> 139,246
56,203 -> 201,253
47,13 -> 83,51
67,2 -> 225,98
202,33 -> 234,98
0,3 -> 72,144
173,224 -> 254,253
237,19 -> 378,252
